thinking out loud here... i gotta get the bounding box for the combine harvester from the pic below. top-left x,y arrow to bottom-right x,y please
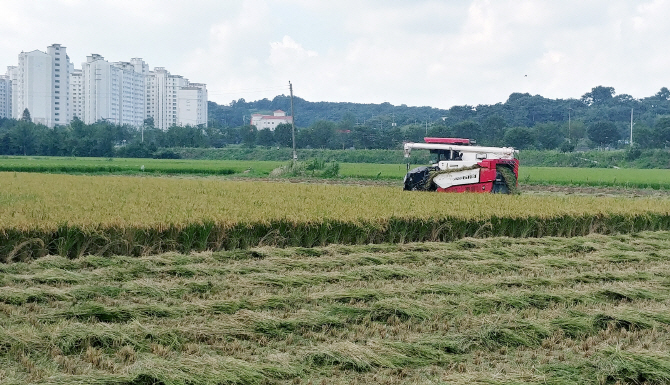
403,138 -> 519,194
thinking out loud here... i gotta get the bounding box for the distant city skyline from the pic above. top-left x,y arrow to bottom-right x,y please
2,1 -> 670,109
2,44 -> 207,129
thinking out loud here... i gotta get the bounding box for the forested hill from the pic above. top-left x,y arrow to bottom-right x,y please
209,85 -> 670,132
209,97 -> 445,128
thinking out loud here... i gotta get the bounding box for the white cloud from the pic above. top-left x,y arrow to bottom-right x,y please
2,0 -> 670,109
268,36 -> 318,67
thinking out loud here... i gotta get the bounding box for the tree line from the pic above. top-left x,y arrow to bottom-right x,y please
0,116 -> 213,158
1,85 -> 670,159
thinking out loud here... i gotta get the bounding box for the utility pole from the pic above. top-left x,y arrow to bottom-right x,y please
289,81 -> 297,161
630,108 -> 634,146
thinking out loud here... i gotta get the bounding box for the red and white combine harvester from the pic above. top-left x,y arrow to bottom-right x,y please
403,138 -> 519,194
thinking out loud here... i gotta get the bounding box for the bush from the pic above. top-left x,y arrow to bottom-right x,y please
559,140 -> 575,153
626,145 -> 642,161
321,162 -> 340,178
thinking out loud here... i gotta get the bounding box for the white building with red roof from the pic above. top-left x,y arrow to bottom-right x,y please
250,109 -> 293,131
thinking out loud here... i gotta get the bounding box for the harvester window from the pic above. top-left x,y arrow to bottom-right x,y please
431,150 -> 463,162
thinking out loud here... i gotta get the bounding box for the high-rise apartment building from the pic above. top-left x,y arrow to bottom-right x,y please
7,66 -> 18,119
177,83 -> 208,127
0,74 -> 10,119
5,44 -> 207,129
114,59 -> 148,127
80,54 -> 148,127
70,69 -> 83,119
145,68 -> 208,130
15,49 -> 52,125
147,67 -> 187,130
81,54 -> 121,125
47,44 -> 71,126
9,44 -> 71,127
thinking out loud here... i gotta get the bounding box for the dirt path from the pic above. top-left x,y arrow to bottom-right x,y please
225,176 -> 670,197
520,184 -> 670,198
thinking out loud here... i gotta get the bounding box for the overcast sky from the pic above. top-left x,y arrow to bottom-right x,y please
2,0 -> 669,109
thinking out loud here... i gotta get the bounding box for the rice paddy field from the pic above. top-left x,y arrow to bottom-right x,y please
2,172 -> 670,260
2,155 -> 670,189
0,156 -> 283,177
520,167 -> 670,190
3,167 -> 670,384
2,232 -> 670,384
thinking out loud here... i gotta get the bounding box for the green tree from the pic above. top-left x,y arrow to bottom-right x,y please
0,132 -> 10,154
256,128 -> 274,147
654,117 -> 670,146
581,86 -> 615,106
10,120 -> 37,155
220,126 -> 240,145
310,120 -> 336,149
559,140 -> 575,153
534,123 -> 563,150
587,121 -> 619,146
274,123 -> 293,148
655,87 -> 670,101
143,117 -> 155,128
142,125 -> 164,147
503,127 -> 536,149
632,125 -> 655,149
205,126 -> 226,148
21,108 -> 31,122
241,125 -> 257,147
452,121 -> 480,141
351,125 -> 375,149
481,115 -> 507,145
165,125 -> 207,148
567,120 -> 587,141
426,122 -> 451,139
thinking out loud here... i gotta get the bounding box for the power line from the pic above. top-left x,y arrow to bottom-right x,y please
206,85 -> 289,96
